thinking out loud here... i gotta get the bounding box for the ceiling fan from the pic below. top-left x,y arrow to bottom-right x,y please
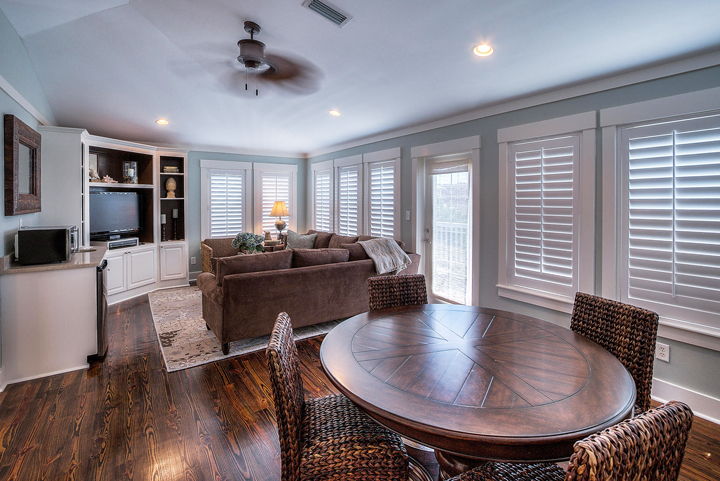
235,21 -> 321,96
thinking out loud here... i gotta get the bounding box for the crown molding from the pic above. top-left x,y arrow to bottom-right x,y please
0,72 -> 53,126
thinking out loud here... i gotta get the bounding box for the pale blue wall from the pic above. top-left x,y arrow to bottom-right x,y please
0,8 -> 55,125
0,7 -> 57,256
186,150 -> 306,274
309,65 -> 720,402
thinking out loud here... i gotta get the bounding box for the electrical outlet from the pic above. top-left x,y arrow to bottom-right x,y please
656,342 -> 670,362
405,210 -> 410,221
190,257 -> 197,265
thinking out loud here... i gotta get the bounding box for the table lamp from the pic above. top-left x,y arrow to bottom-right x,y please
270,201 -> 289,241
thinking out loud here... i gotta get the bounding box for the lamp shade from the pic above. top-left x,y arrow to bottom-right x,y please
270,200 -> 289,217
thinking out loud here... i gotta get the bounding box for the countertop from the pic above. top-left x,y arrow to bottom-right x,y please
0,246 -> 108,275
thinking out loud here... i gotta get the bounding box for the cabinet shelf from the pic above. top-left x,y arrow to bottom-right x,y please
90,182 -> 154,189
161,197 -> 184,200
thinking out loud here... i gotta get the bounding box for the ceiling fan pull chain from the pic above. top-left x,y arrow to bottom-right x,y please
245,68 -> 248,91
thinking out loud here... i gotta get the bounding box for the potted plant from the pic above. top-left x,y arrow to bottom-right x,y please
232,232 -> 266,254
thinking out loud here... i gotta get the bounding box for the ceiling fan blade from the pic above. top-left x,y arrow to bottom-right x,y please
261,53 -> 323,95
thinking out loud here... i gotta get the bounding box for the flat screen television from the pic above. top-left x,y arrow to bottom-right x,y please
89,191 -> 142,239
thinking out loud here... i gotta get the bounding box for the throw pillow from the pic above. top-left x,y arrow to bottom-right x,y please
342,243 -> 369,261
292,248 -> 350,268
216,249 -> 293,286
307,229 -> 334,249
328,234 -> 359,249
285,230 -> 317,250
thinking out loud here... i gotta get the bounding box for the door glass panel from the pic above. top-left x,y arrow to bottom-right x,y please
431,171 -> 470,304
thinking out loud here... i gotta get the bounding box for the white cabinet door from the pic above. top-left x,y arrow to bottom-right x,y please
160,244 -> 187,281
127,247 -> 156,290
105,253 -> 127,295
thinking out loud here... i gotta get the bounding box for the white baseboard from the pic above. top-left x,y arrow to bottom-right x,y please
652,378 -> 720,425
190,270 -> 201,281
2,364 -> 89,390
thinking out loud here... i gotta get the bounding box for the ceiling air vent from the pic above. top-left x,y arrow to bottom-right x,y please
302,0 -> 352,27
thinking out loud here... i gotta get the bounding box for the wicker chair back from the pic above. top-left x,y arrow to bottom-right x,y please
368,274 -> 428,311
570,292 -> 659,413
266,312 -> 305,481
450,401 -> 693,481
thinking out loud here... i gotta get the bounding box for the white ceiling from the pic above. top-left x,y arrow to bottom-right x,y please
3,0 -> 720,156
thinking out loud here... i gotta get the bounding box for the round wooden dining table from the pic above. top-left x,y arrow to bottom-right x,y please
320,304 -> 636,477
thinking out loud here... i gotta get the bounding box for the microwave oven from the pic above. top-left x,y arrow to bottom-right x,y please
14,225 -> 79,265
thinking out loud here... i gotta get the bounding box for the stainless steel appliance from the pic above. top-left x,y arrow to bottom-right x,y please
96,259 -> 108,357
14,225 -> 79,265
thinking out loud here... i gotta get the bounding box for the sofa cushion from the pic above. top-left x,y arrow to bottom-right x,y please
357,235 -> 406,252
286,230 -> 317,250
329,234 -> 359,249
307,230 -> 333,249
216,249 -> 293,286
342,243 -> 369,261
292,248 -> 350,268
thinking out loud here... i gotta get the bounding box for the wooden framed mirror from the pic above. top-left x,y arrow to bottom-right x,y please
4,114 -> 41,215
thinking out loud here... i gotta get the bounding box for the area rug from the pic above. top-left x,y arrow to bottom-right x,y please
148,286 -> 342,372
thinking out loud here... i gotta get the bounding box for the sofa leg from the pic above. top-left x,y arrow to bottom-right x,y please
206,323 -> 211,330
222,343 -> 229,355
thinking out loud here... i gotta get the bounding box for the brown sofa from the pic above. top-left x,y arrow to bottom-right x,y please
196,239 -> 420,354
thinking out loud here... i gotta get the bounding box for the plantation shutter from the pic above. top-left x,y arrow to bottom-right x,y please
314,169 -> 332,232
261,171 -> 292,234
508,136 -> 579,297
209,170 -> 244,237
337,165 -> 360,236
368,161 -> 396,238
621,113 -> 720,322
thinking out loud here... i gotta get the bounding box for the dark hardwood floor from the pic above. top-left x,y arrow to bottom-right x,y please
0,295 -> 717,480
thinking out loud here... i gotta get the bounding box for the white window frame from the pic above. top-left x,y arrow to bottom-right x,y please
600,86 -> 720,352
363,147 -> 401,239
497,111 -> 596,313
334,154 -> 363,236
310,160 -> 334,232
253,163 -> 298,235
200,159 -> 251,240
411,136 -> 481,306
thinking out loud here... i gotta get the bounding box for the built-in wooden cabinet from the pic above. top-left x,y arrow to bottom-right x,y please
39,126 -> 189,305
160,243 -> 188,281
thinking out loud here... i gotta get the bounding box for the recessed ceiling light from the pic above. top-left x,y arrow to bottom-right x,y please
156,118 -> 169,125
329,110 -> 341,116
473,44 -> 493,57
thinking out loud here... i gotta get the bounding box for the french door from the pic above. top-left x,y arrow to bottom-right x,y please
424,158 -> 471,304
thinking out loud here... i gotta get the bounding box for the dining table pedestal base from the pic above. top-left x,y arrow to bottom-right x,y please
436,450 -> 487,479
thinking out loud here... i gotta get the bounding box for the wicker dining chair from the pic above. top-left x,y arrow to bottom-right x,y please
367,274 -> 428,311
570,292 -> 659,413
449,400 -> 693,481
266,312 -> 409,481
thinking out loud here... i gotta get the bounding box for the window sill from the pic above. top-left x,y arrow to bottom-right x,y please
496,284 -> 574,313
657,317 -> 720,353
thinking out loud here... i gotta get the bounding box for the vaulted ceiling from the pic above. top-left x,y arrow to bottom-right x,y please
3,0 -> 720,156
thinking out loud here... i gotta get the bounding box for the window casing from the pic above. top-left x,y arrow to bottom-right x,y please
209,170 -> 245,238
255,166 -> 296,235
310,148 -> 399,238
311,160 -> 333,232
337,164 -> 361,235
619,113 -> 720,328
200,160 -> 251,240
367,160 -> 397,238
601,87 -> 720,350
498,112 -> 596,312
